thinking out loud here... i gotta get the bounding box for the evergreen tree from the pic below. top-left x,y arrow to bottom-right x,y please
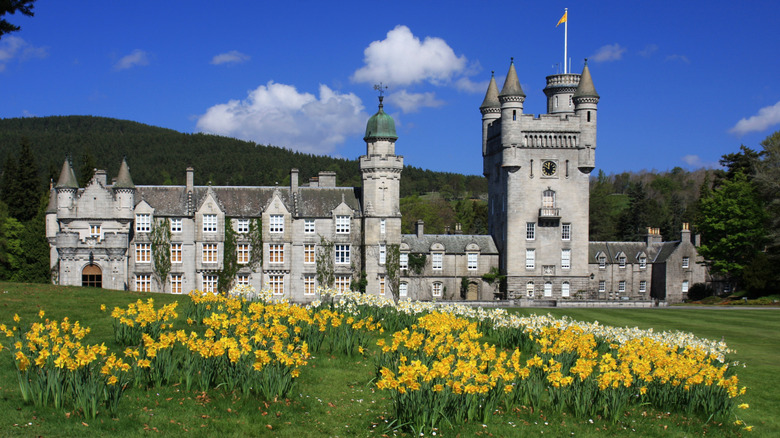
618,181 -> 651,241
78,151 -> 97,187
0,0 -> 35,38
0,154 -> 19,211
7,138 -> 42,221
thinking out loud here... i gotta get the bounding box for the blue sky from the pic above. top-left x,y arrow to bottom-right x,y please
2,1 -> 779,176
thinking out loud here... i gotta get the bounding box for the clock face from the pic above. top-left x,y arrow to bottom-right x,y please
542,160 -> 557,176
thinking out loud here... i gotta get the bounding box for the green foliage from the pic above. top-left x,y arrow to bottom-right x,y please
315,236 -> 334,288
385,244 -> 401,302
247,218 -> 263,270
406,253 -> 426,275
460,276 -> 469,300
78,151 -> 96,187
1,138 -> 42,222
695,172 -> 767,285
351,271 -> 367,293
218,219 -> 238,293
685,283 -> 713,302
150,219 -> 172,293
0,0 -> 35,38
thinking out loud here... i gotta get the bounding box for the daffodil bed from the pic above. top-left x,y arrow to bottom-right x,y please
2,285 -> 754,435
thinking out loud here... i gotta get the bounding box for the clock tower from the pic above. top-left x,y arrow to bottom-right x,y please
481,59 -> 599,300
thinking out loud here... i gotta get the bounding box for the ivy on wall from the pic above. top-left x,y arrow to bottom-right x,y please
150,218 -> 171,293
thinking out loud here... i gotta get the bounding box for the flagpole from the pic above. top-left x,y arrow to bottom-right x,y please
564,8 -> 568,73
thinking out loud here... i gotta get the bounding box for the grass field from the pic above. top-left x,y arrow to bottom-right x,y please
0,281 -> 776,437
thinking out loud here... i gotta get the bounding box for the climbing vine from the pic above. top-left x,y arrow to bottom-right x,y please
316,236 -> 334,289
248,218 -> 263,270
385,244 -> 401,302
150,218 -> 171,293
218,219 -> 238,293
406,253 -> 427,275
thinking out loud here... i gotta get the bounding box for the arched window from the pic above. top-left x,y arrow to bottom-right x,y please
561,281 -> 570,297
82,264 -> 102,288
526,281 -> 535,297
544,281 -> 553,297
400,282 -> 408,298
432,282 -> 443,297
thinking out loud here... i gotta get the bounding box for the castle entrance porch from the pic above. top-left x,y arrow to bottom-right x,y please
82,264 -> 102,288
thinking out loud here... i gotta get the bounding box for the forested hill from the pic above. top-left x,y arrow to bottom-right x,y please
0,116 -> 487,197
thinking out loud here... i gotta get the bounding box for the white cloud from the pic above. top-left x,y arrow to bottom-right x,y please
211,50 -> 250,65
729,100 -> 780,136
454,77 -> 489,94
681,154 -> 719,169
196,81 -> 368,154
639,44 -> 658,58
114,49 -> 149,71
386,90 -> 444,113
665,54 -> 691,64
352,25 -> 468,86
590,44 -> 626,62
0,36 -> 47,72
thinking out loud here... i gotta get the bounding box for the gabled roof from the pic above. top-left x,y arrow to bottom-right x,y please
589,241 -> 682,264
401,234 -> 499,255
134,185 -> 360,218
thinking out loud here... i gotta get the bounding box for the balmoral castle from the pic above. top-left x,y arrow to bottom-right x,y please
46,60 -> 706,304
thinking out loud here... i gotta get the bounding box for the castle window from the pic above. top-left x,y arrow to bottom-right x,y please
639,256 -> 647,269
568,96 -> 572,107
432,282 -> 443,297
618,281 -> 626,293
136,243 -> 151,263
561,223 -> 571,240
379,275 -> 386,295
432,252 -> 443,270
335,244 -> 350,264
335,275 -> 351,293
268,275 -> 284,295
682,257 -> 690,269
170,274 -> 182,294
526,249 -> 535,269
379,244 -> 386,265
598,255 -> 606,269
304,244 -> 315,264
236,274 -> 249,286
682,280 -> 689,293
562,281 -> 570,297
544,281 -> 553,297
335,215 -> 350,234
542,190 -> 556,208
237,244 -> 250,264
400,253 -> 408,270
467,253 -> 478,271
269,215 -> 284,233
90,224 -> 101,239
618,255 -> 626,268
304,275 -> 316,295
526,282 -> 535,297
236,219 -> 250,233
599,280 -> 606,292
269,244 -> 284,264
512,110 -> 516,121
170,218 -> 182,233
561,249 -> 571,269
380,219 -> 386,234
304,219 -> 315,234
639,280 -> 647,293
554,96 -> 558,108
587,111 -> 591,122
171,243 -> 182,263
136,274 -> 151,292
202,274 -> 218,293
399,282 -> 408,297
202,243 -> 218,263
526,222 -> 535,240
203,214 -> 218,233
136,214 -> 151,232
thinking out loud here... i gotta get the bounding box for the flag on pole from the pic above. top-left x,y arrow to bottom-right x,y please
557,11 -> 567,27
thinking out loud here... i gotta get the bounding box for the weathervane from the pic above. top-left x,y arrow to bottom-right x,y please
373,82 -> 388,105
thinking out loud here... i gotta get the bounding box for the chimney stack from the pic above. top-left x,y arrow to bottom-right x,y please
290,168 -> 299,192
416,220 -> 424,238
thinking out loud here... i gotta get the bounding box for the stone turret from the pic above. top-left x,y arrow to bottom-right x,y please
55,158 -> 78,215
113,158 -> 135,219
498,59 -> 525,148
573,60 -> 599,173
480,72 -> 501,157
543,73 -> 580,115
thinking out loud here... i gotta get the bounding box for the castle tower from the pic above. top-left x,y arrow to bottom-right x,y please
482,59 -> 598,300
360,94 -> 403,297
55,158 -> 79,216
113,157 -> 136,220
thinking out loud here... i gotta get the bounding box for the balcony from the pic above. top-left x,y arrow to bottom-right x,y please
539,207 -> 561,219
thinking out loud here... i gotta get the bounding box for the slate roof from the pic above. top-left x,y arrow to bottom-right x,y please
589,241 -> 681,264
402,234 -> 499,255
134,185 -> 360,218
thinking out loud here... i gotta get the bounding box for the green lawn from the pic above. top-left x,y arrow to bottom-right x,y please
0,281 -> 776,437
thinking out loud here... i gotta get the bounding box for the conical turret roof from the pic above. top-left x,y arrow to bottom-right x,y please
55,158 -> 78,189
498,59 -> 525,98
573,60 -> 599,99
114,158 -> 135,189
480,73 -> 500,110
364,97 -> 398,141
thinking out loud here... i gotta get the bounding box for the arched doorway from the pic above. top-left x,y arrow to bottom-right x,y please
466,281 -> 479,300
82,264 -> 102,288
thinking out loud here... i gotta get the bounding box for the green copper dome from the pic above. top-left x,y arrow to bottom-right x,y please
364,97 -> 398,142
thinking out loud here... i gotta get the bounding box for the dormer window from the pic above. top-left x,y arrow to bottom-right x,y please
598,255 -> 606,269
135,214 -> 151,232
639,256 -> 647,269
203,214 -> 218,233
335,215 -> 350,234
269,215 -> 284,233
618,255 -> 626,268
